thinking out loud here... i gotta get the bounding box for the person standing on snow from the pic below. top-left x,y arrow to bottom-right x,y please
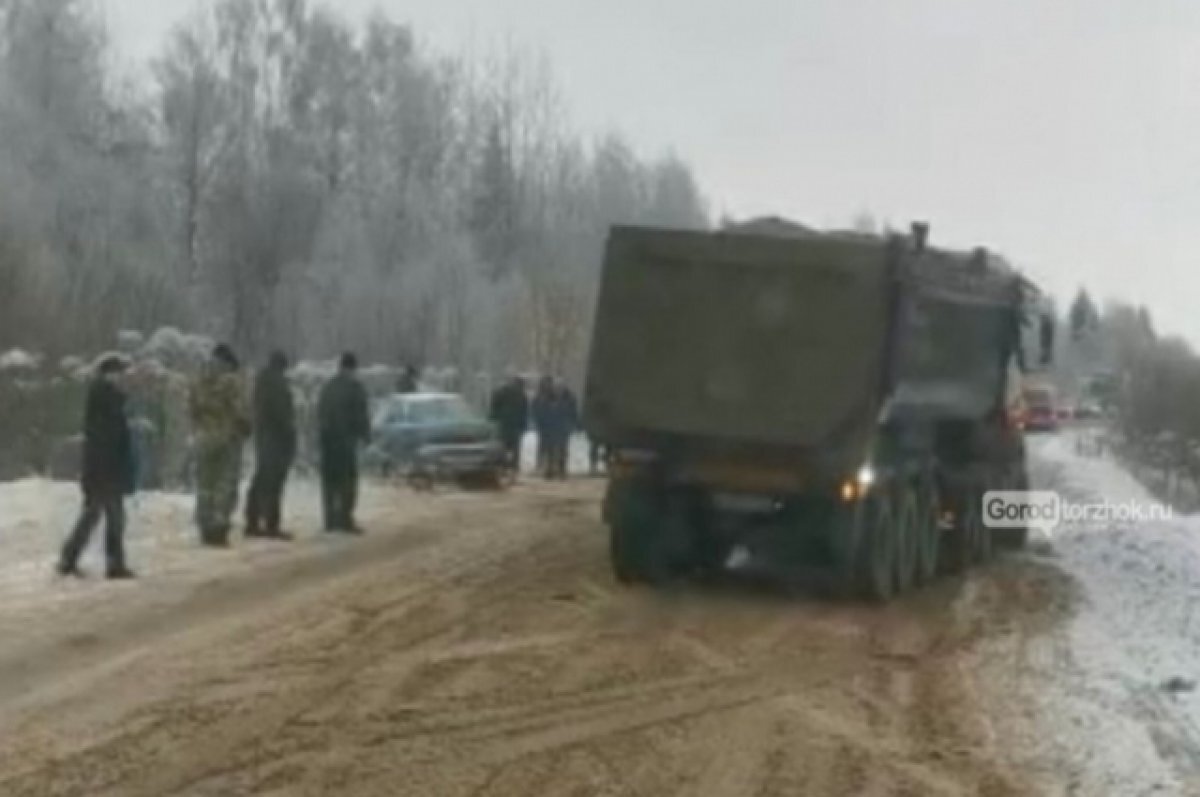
396,364 -> 420,394
318,353 -> 371,533
489,374 -> 529,473
58,355 -> 137,579
188,344 -> 251,547
532,376 -> 554,475
547,380 -> 579,480
533,376 -> 575,480
245,350 -> 296,540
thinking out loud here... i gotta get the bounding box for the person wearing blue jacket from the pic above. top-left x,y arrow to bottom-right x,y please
532,376 -> 554,476
534,378 -> 578,480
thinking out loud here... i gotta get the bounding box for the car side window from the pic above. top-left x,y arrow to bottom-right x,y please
430,401 -> 454,422
386,401 -> 409,425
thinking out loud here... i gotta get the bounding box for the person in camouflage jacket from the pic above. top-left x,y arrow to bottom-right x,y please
189,344 -> 251,547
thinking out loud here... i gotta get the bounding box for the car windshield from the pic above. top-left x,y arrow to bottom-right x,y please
379,395 -> 478,426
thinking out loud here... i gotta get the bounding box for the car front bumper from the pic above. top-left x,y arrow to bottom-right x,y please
414,444 -> 506,475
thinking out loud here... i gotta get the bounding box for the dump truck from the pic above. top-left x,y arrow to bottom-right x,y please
582,221 -> 1053,600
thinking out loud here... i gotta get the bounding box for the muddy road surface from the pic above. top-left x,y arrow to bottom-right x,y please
0,479 -> 1078,796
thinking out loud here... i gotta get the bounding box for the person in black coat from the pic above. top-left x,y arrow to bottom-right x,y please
396,364 -> 420,394
489,376 -> 529,472
532,378 -> 577,480
548,382 -> 579,480
245,351 -> 296,539
531,376 -> 554,476
58,355 -> 136,579
318,353 -> 371,533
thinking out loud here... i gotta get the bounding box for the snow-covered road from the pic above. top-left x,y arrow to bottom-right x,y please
0,430 -> 1198,794
0,433 -> 596,691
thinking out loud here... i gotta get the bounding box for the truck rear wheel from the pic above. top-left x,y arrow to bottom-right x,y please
854,491 -> 897,602
689,498 -> 730,579
942,483 -> 981,575
893,485 -> 919,594
914,477 -> 940,584
609,516 -> 640,585
607,478 -> 694,586
607,478 -> 661,584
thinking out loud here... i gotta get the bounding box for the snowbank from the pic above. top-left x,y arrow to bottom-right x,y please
140,326 -> 213,370
0,436 -> 595,623
1033,435 -> 1200,687
0,475 -> 439,663
0,349 -> 39,371
1022,432 -> 1200,791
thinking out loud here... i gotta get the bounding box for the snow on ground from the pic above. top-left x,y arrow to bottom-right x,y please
0,478 -> 394,646
6,426 -> 1200,791
1034,433 -> 1200,703
519,431 -> 596,476
1012,431 -> 1200,792
0,434 -> 594,651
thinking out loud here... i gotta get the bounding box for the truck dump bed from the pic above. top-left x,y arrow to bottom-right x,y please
583,226 -> 893,457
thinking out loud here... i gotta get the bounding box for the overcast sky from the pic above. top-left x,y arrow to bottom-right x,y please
103,0 -> 1200,343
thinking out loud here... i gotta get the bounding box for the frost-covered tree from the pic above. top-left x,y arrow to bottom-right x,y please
0,0 -> 710,378
1069,289 -> 1100,342
0,0 -> 178,353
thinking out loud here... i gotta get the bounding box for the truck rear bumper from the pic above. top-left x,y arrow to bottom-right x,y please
609,456 -> 809,496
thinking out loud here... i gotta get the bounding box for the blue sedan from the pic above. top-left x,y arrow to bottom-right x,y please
367,392 -> 509,489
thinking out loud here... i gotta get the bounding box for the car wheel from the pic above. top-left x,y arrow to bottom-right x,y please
407,464 -> 435,492
495,466 -> 517,490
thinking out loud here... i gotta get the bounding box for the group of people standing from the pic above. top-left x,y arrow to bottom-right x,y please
57,346 -> 373,579
489,374 -> 603,480
55,349 -> 607,580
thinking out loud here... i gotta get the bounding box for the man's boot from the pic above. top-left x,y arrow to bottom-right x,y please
56,561 -> 85,578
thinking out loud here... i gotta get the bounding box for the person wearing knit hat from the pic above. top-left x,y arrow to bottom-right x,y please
188,343 -> 251,547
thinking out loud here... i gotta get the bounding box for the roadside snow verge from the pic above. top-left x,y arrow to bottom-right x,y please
1023,433 -> 1200,791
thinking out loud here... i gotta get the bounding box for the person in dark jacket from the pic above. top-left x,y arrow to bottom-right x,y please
531,376 -> 555,477
245,351 -> 296,539
58,355 -> 137,579
318,352 -> 371,533
533,378 -> 577,480
489,375 -> 529,473
396,364 -> 420,394
548,381 -> 579,480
